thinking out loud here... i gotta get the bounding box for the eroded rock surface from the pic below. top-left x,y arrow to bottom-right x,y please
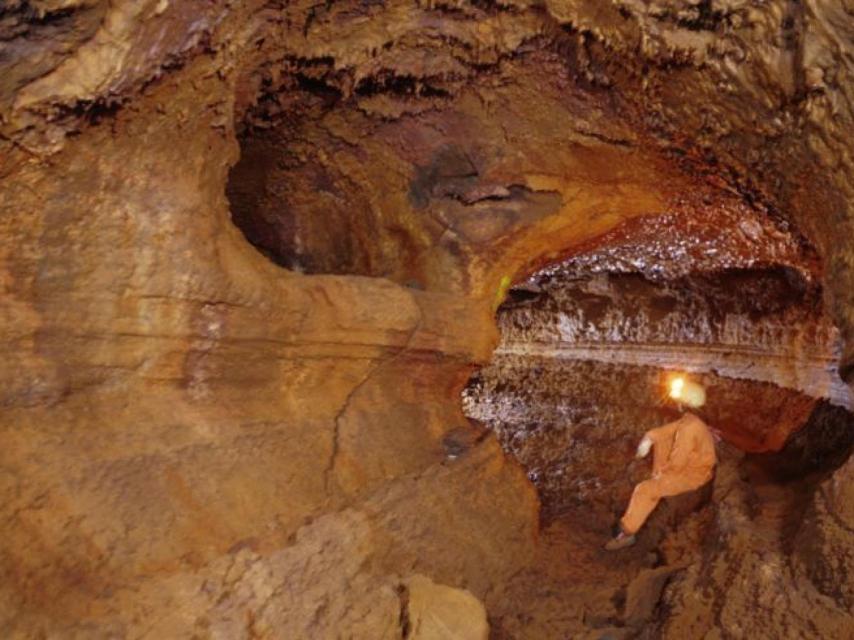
1,1 -> 854,638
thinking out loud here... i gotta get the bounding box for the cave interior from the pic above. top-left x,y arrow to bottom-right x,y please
2,1 -> 854,638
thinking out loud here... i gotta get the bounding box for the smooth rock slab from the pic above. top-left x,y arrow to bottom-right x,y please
405,574 -> 489,640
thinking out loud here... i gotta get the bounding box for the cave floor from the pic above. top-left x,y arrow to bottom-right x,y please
487,500 -> 704,639
484,445 -> 829,640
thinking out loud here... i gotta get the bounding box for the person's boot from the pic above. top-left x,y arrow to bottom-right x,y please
603,531 -> 636,551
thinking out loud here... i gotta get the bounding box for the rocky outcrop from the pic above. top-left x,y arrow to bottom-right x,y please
794,454 -> 854,610
655,448 -> 854,639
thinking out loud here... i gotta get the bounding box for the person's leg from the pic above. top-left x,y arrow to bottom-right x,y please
656,470 -> 712,499
620,470 -> 710,535
620,478 -> 663,535
608,470 -> 713,549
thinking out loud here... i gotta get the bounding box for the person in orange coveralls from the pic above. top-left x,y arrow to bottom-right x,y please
605,377 -> 717,551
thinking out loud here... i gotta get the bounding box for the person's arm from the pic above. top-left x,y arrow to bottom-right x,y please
636,418 -> 681,458
636,436 -> 653,458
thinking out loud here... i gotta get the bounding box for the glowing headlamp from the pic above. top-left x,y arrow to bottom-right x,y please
667,375 -> 706,408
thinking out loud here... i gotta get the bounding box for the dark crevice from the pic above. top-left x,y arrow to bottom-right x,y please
295,73 -> 343,103
746,401 -> 854,482
396,584 -> 411,639
53,98 -> 124,128
673,0 -> 727,32
354,73 -> 451,99
0,2 -> 80,38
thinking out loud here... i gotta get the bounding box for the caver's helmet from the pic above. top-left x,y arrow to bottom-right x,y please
668,376 -> 706,409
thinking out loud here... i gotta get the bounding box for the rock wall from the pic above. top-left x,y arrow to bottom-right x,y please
1,1 -> 854,637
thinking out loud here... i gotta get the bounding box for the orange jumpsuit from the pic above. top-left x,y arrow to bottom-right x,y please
620,413 -> 717,535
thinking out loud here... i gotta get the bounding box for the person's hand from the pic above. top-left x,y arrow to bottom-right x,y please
636,436 -> 652,459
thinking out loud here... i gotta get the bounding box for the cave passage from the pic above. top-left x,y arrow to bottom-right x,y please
222,53 -> 854,634
6,1 -> 854,638
459,213 -> 854,636
464,210 -> 854,521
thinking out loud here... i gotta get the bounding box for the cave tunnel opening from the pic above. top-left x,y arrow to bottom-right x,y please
462,210 -> 854,529
459,210 -> 854,637
218,41 -> 854,637
224,56 -> 854,550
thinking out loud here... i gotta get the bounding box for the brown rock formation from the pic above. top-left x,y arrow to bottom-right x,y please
1,1 -> 853,637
